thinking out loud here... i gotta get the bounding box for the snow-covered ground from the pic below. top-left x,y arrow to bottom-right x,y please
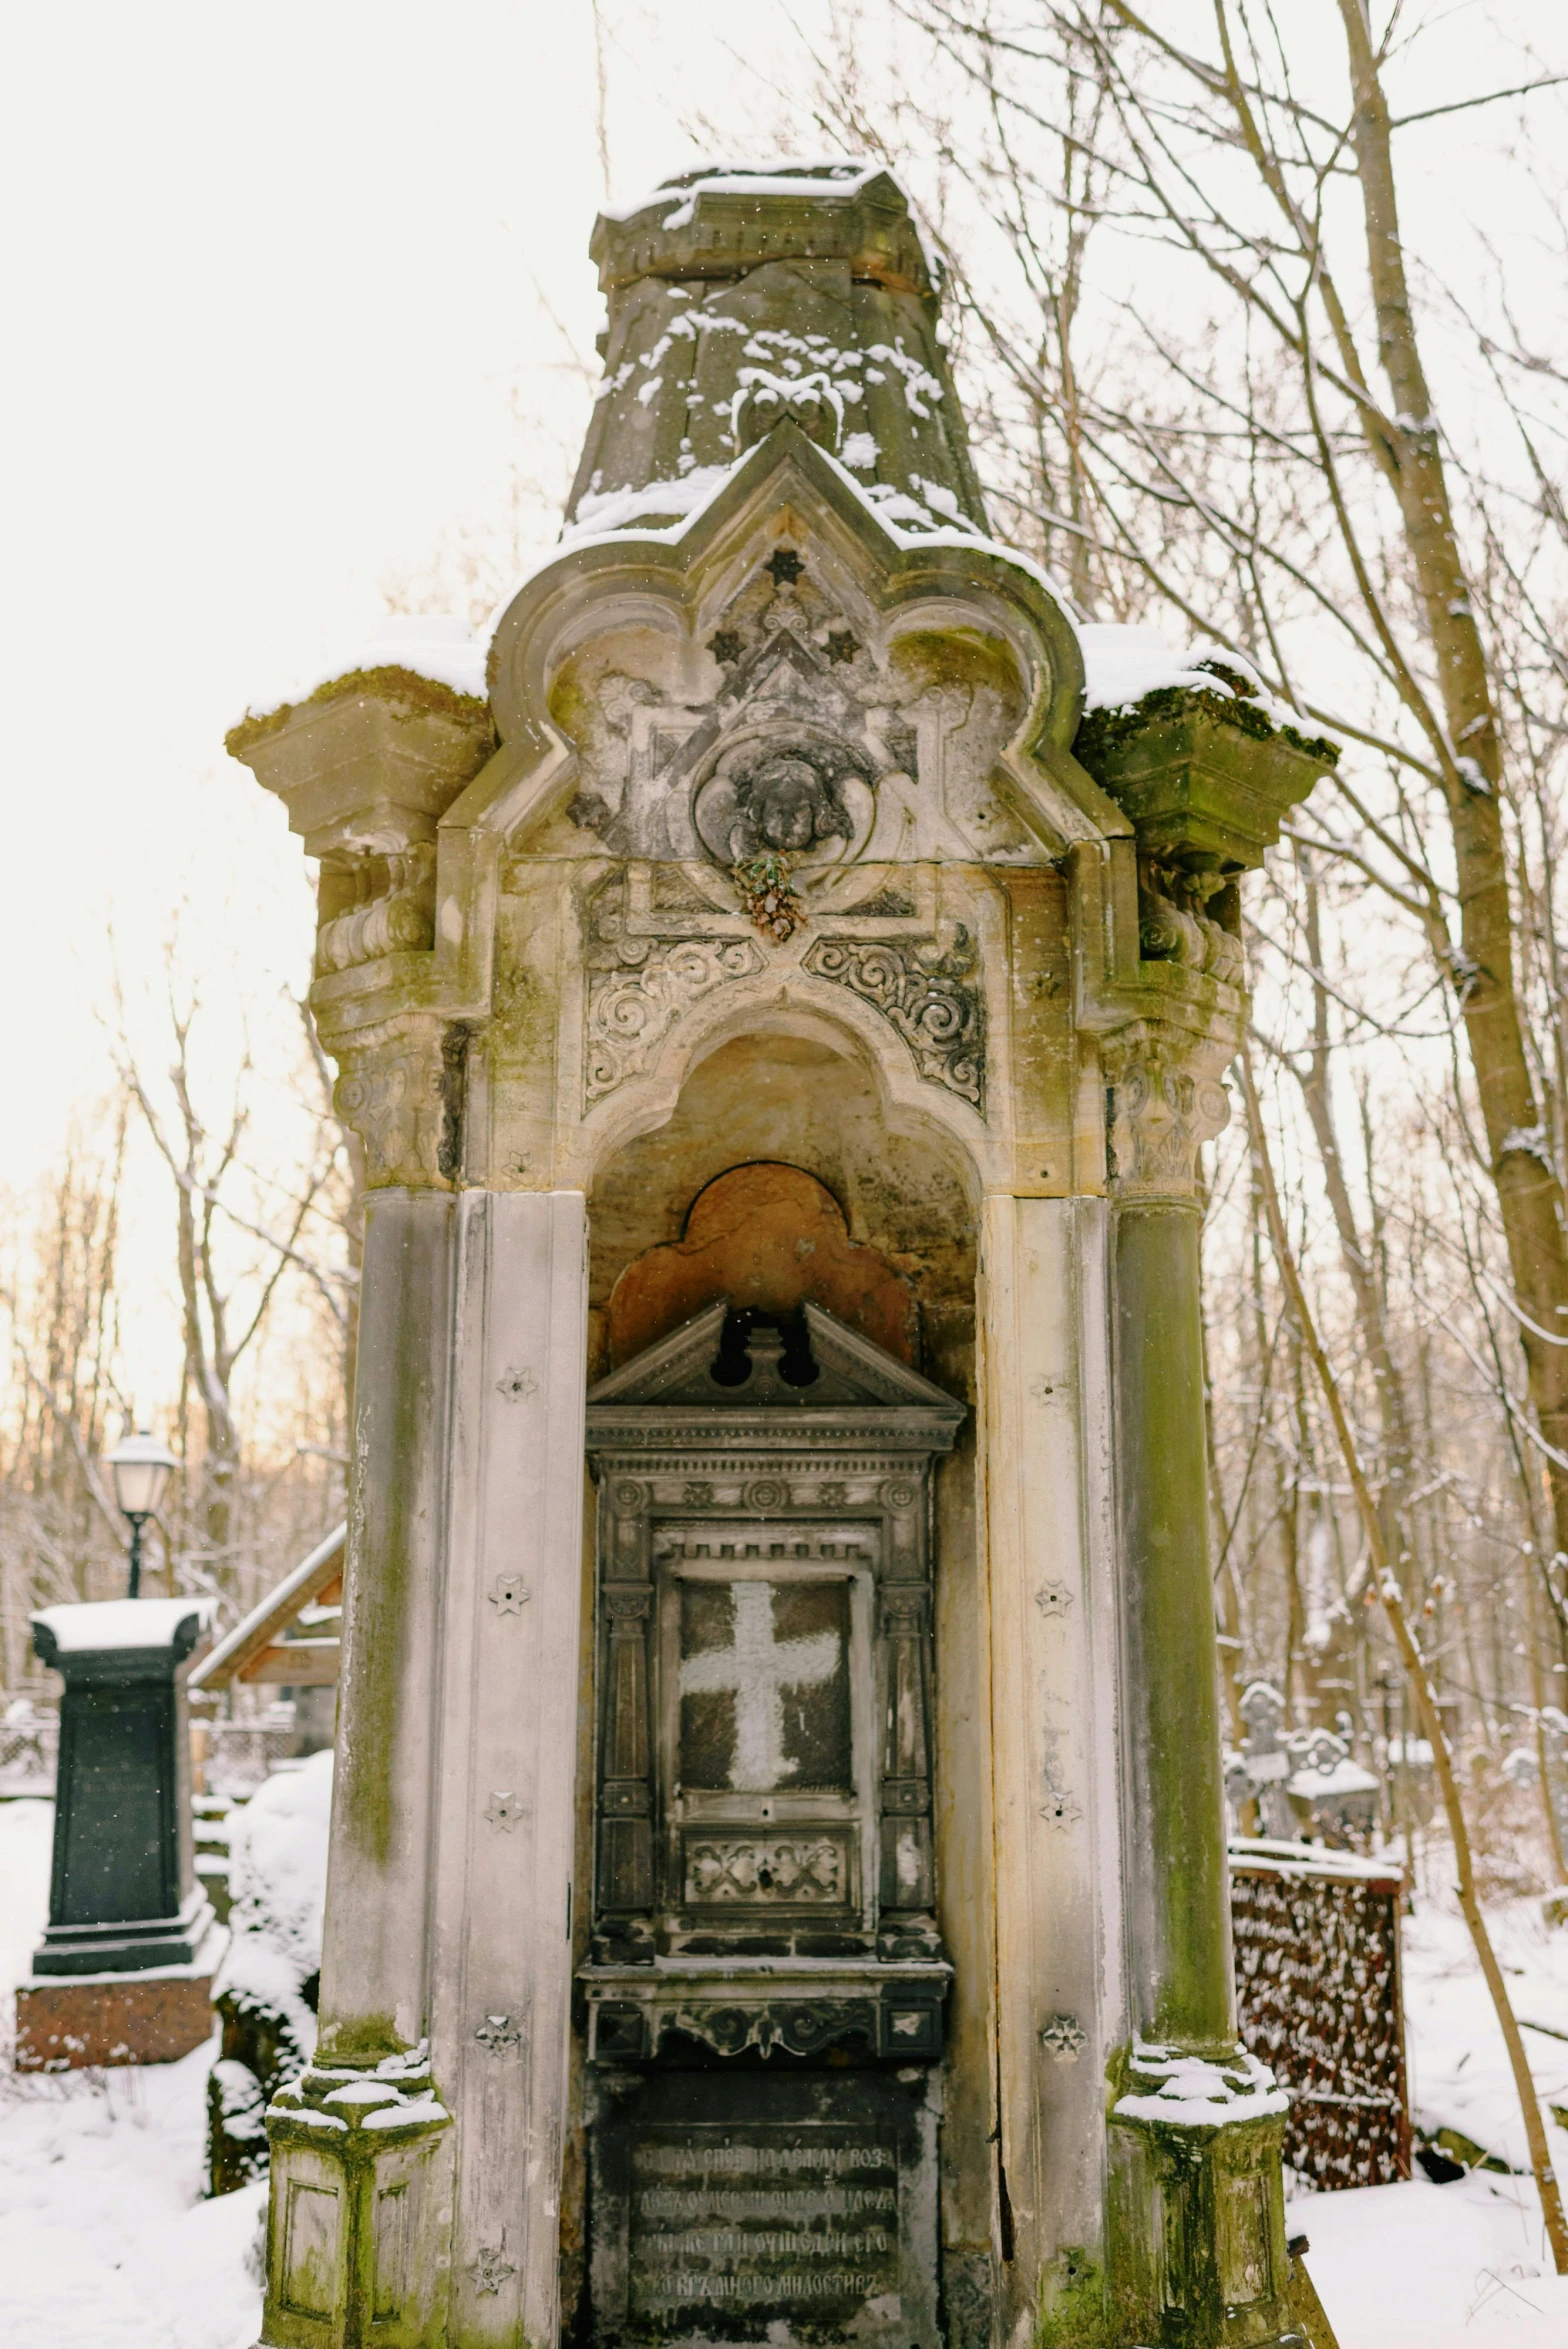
5,1793 -> 1568,2346
1281,1882 -> 1568,2345
0,1799 -> 263,2349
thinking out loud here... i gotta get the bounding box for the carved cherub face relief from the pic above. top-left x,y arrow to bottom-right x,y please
732,752 -> 852,858
694,737 -> 870,869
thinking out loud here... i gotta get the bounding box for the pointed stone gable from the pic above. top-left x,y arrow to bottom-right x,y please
587,1297 -> 966,1419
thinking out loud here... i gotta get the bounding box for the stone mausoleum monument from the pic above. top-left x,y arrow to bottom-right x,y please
231,162 -> 1334,2349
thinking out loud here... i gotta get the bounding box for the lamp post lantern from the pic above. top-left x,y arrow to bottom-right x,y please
107,1430 -> 178,1597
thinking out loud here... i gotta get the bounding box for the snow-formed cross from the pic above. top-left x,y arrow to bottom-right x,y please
679,1582 -> 840,1791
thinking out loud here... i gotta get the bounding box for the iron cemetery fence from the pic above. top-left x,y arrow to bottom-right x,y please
1230,1838 -> 1409,2190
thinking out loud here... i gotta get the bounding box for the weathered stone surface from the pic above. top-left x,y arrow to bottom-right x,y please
229,673 -> 495,859
605,1160 -> 918,1366
575,162 -> 985,537
588,2068 -> 941,2349
1076,683 -> 1338,873
235,154 -> 1334,2349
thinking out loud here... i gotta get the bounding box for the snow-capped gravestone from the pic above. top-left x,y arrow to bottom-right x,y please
17,1596 -> 221,2070
230,161 -> 1336,2349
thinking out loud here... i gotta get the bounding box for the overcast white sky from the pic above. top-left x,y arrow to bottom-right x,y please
0,3 -> 822,1187
1,1 -> 1561,1417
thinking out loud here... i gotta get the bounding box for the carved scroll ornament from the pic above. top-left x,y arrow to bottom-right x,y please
803,932 -> 985,1112
585,938 -> 765,1104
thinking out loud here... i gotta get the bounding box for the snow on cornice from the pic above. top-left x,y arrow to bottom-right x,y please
600,158 -> 892,228
236,617 -> 488,729
529,444 -> 1080,642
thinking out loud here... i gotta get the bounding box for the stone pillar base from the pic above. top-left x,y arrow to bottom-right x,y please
1107,2043 -> 1318,2348
15,1926 -> 224,2070
260,2052 -> 454,2349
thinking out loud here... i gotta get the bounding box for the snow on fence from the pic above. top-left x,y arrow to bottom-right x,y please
1230,1836 -> 1409,2190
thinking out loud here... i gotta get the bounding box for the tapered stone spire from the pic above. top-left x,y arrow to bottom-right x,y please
568,160 -> 988,538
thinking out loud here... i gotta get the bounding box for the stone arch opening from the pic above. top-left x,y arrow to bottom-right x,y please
586,1028 -> 979,1394
605,1162 -> 918,1369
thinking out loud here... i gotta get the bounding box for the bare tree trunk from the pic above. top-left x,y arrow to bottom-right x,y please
1336,0 -> 1568,1571
1287,853 -> 1417,1592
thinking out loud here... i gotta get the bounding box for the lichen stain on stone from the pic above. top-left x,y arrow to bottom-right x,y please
1033,2248 -> 1132,2349
889,624 -> 1024,714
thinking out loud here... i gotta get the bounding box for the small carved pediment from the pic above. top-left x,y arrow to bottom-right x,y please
586,1298 -> 962,1420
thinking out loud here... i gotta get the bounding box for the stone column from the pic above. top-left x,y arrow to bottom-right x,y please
1103,1031 -> 1296,2349
260,1188 -> 590,2349
262,1189 -> 461,2349
428,1189 -> 589,2347
317,1188 -> 457,2067
1113,1196 -> 1232,2047
979,1193 -> 1124,2338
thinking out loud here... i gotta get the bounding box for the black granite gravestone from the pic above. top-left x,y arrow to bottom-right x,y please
31,1598 -> 215,1975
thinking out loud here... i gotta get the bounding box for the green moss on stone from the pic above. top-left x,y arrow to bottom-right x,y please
1035,2250 -> 1138,2349
890,626 -> 1024,711
1074,683 -> 1339,772
316,2011 -> 403,2064
225,666 -> 493,759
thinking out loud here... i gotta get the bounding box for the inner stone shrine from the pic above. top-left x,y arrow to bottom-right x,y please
231,162 -> 1334,2349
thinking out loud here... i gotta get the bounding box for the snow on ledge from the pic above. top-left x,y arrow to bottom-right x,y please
31,1596 -> 217,1653
1114,2038 -> 1288,2128
536,447 -> 1076,640
235,616 -> 487,737
1079,623 -> 1223,713
1080,622 -> 1338,752
600,158 -> 889,228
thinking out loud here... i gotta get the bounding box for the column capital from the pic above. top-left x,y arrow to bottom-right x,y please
331,1014 -> 466,1192
1103,1001 -> 1239,1205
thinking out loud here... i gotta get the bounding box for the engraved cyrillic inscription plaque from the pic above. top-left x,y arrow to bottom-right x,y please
628,2124 -> 899,2325
590,2070 -> 941,2349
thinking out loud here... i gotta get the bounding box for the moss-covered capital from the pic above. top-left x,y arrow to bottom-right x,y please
1073,674 -> 1337,879
228,675 -> 494,1189
1072,669 -> 1334,1204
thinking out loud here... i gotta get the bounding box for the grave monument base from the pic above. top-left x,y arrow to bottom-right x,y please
15,1917 -> 227,2070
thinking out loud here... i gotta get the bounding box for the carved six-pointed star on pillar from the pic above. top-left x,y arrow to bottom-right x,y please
467,2244 -> 516,2296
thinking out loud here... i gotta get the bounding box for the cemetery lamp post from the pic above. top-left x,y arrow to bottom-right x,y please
107,1430 -> 178,1598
